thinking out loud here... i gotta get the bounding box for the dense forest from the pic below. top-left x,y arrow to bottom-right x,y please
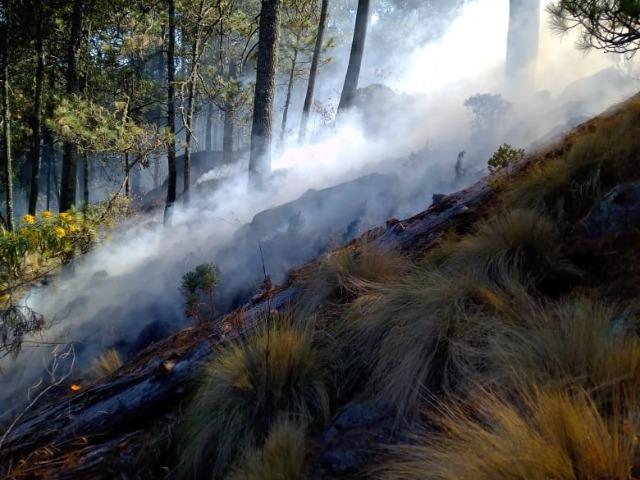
2,0 -> 640,478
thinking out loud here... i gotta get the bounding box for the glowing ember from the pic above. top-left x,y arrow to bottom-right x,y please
70,384 -> 81,392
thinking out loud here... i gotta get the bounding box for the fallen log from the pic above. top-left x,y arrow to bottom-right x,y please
0,175 -> 495,478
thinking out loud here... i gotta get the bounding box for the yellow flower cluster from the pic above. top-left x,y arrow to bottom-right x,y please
22,214 -> 36,225
42,211 -> 53,219
59,212 -> 72,222
53,227 -> 66,239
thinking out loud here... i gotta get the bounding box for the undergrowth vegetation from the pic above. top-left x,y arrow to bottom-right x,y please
507,98 -> 640,219
0,196 -> 130,304
227,418 -> 308,480
178,315 -> 332,478
377,390 -> 639,480
0,197 -> 131,360
293,245 -> 407,316
489,297 -> 640,406
177,98 -> 640,479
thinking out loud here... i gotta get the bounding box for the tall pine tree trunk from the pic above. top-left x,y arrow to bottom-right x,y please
124,153 -> 130,198
338,0 -> 370,112
82,153 -> 89,207
506,0 -> 540,82
183,0 -> 205,200
164,0 -> 177,223
59,0 -> 83,212
299,0 -> 329,142
205,101 -> 214,152
223,59 -> 237,164
248,0 -> 283,187
28,0 -> 45,215
1,0 -> 13,230
280,48 -> 298,143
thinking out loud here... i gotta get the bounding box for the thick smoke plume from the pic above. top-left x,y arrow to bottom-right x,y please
1,0 -> 638,415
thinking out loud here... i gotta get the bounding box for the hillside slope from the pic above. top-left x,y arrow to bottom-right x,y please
3,93 -> 640,479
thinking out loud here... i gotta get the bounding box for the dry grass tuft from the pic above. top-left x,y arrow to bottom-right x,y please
228,417 -> 307,480
376,389 -> 640,480
489,297 -> 640,406
341,264 -> 528,418
294,245 -> 407,316
341,209 -> 574,418
178,317 -> 331,478
507,99 -> 640,219
445,209 -> 579,285
88,348 -> 123,379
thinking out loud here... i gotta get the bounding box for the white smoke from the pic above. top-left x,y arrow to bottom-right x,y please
1,0 -> 639,415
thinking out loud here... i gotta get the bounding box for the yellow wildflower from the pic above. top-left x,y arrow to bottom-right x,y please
41,211 -> 53,218
59,212 -> 72,222
53,227 -> 66,238
22,214 -> 36,225
68,224 -> 80,234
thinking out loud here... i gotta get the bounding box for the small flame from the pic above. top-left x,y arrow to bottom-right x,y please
70,384 -> 81,392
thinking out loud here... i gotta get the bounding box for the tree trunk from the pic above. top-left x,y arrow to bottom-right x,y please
164,0 -> 177,223
131,156 -> 141,196
83,153 -> 89,207
183,2 -> 204,201
1,0 -> 13,230
44,73 -> 57,211
45,142 -> 52,211
28,0 -> 45,215
205,101 -> 214,152
299,0 -> 329,142
223,59 -> 237,164
248,0 -> 283,188
59,0 -> 83,212
338,0 -> 370,112
124,153 -> 130,198
280,48 -> 298,143
506,0 -> 540,83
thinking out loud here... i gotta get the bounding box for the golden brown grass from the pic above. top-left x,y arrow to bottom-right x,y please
489,297 -> 640,406
228,418 -> 307,480
88,348 -> 123,379
178,317 -> 332,478
444,209 -> 579,285
341,209 -> 575,418
507,98 -> 640,219
376,389 -> 640,480
294,245 -> 407,316
341,262 -> 529,418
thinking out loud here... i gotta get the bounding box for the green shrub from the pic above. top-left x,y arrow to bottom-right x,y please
488,144 -> 524,174
180,263 -> 218,323
178,317 -> 331,478
376,390 -> 639,480
228,418 -> 307,480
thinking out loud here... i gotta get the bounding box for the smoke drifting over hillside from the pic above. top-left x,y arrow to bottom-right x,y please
1,0 -> 638,414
